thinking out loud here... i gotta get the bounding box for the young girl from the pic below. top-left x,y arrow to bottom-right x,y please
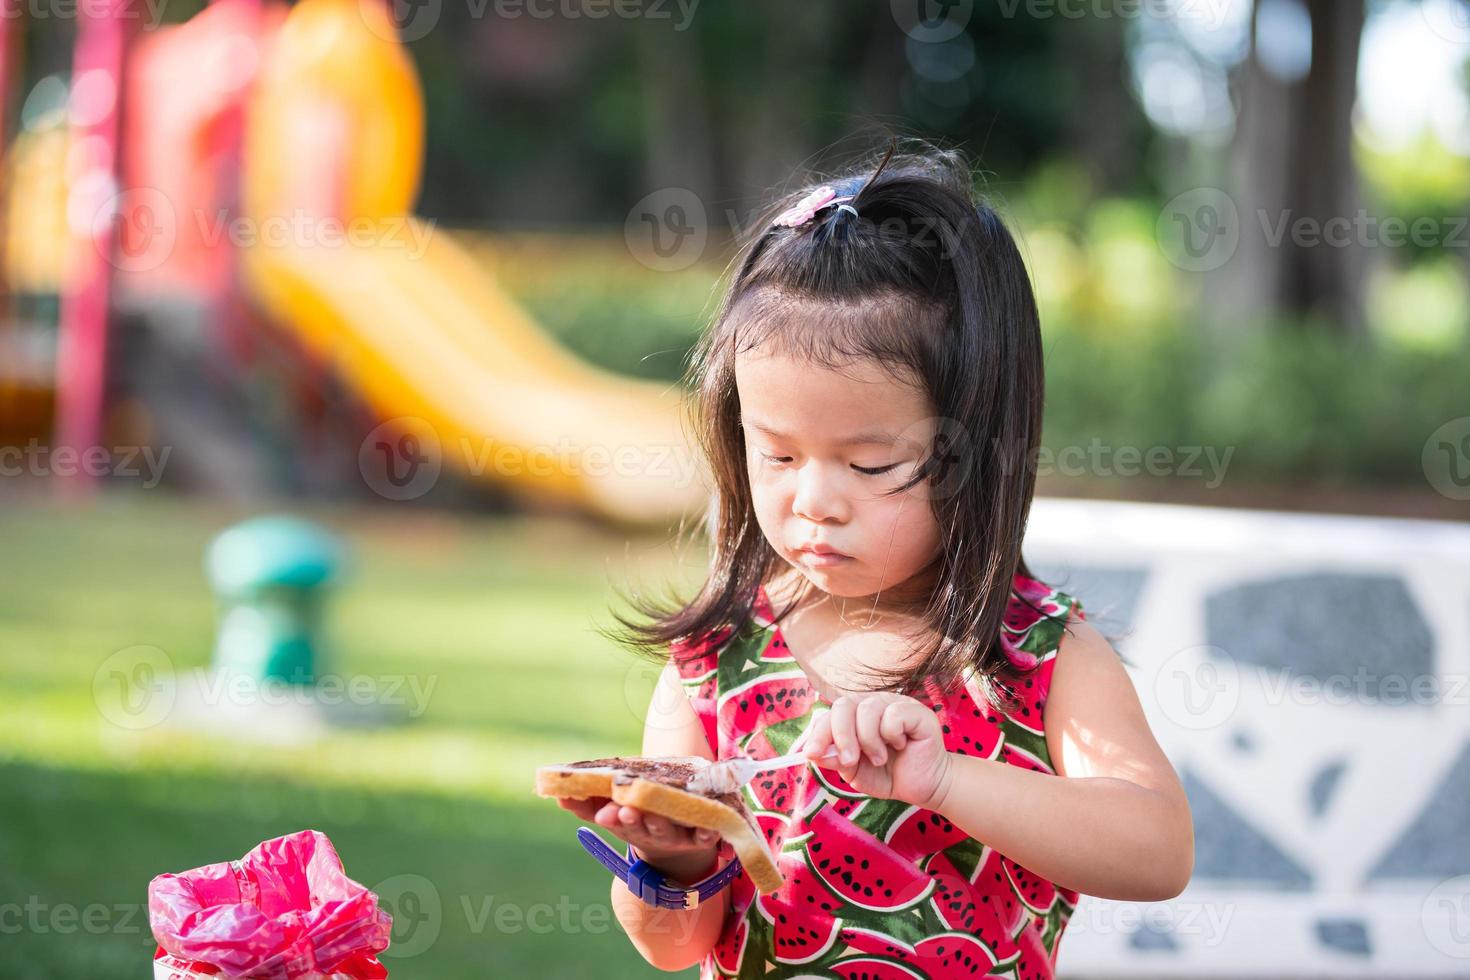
557,139 -> 1194,978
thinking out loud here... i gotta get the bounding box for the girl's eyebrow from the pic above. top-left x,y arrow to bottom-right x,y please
744,419 -> 897,448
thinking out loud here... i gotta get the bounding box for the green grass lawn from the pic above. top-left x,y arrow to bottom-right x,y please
0,492 -> 709,978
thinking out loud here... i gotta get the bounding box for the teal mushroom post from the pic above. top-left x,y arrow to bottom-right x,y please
205,516 -> 344,685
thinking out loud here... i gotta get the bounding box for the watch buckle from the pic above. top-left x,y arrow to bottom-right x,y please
684,888 -> 700,910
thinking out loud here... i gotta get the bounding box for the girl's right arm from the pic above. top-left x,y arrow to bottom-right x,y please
555,658 -> 731,971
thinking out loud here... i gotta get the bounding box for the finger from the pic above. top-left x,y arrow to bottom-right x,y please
558,796 -> 607,821
642,813 -> 676,842
828,696 -> 860,769
879,701 -> 917,752
803,712 -> 834,760
617,805 -> 645,831
855,696 -> 894,766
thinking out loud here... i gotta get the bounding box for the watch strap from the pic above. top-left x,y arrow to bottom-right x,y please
575,827 -> 742,910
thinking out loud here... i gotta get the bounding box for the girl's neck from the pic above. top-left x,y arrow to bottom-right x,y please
764,568 -> 936,698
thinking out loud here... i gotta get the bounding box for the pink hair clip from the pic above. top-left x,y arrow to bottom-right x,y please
772,185 -> 855,228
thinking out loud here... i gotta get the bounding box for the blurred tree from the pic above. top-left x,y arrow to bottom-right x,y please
1227,0 -> 1368,336
405,4 -> 1154,229
1057,15 -> 1150,197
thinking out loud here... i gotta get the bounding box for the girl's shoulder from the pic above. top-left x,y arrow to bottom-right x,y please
666,594 -> 771,755
999,571 -> 1086,673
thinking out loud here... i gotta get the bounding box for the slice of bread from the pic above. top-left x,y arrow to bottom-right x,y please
535,755 -> 783,894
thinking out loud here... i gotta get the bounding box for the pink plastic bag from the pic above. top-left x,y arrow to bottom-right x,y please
148,829 -> 393,979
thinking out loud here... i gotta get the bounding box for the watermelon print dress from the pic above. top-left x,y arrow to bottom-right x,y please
670,573 -> 1086,980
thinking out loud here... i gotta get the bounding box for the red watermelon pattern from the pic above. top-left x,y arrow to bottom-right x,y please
670,575 -> 1085,979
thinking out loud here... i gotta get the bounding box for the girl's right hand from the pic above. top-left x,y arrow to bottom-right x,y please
556,796 -> 722,881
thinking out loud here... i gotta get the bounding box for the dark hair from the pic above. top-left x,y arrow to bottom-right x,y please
603,135 -> 1073,713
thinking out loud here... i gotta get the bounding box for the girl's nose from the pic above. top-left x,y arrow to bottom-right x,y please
791,464 -> 847,524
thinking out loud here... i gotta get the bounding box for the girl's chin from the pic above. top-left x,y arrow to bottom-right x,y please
792,565 -> 876,595
788,562 -> 935,607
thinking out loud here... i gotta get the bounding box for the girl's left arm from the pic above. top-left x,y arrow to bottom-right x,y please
928,616 -> 1195,902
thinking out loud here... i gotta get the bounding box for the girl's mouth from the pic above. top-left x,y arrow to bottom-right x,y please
795,547 -> 852,566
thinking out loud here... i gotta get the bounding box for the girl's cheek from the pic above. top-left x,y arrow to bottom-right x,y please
883,488 -> 941,542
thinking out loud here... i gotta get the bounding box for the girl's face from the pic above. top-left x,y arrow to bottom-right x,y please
734,346 -> 943,601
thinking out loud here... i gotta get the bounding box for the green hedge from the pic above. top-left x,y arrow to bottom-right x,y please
490,232 -> 1467,491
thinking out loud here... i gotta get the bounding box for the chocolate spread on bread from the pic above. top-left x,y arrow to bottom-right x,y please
566,758 -> 751,817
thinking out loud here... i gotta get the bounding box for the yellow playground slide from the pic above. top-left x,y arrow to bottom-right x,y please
242,225 -> 708,524
237,0 -> 709,525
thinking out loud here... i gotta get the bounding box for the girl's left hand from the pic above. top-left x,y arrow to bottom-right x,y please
802,693 -> 954,811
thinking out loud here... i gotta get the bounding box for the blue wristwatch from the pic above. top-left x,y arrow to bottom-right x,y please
576,827 -> 743,910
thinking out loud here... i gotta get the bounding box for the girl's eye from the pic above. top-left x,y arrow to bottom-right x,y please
755,451 -> 899,476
